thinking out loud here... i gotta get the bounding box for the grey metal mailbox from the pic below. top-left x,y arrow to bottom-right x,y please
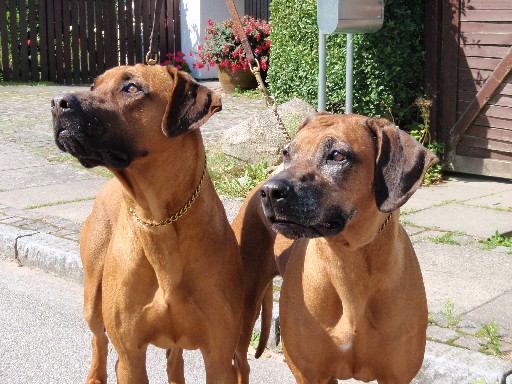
318,0 -> 384,34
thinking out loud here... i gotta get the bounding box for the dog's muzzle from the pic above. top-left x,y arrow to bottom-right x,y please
51,94 -> 130,169
260,177 -> 345,239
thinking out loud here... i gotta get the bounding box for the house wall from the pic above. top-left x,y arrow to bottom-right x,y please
181,0 -> 245,79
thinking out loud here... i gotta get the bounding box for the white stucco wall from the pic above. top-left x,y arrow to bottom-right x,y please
180,0 -> 244,79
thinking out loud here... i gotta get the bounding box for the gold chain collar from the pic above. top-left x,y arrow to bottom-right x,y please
377,213 -> 393,235
129,157 -> 207,227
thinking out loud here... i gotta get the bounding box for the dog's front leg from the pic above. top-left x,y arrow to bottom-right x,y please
202,349 -> 238,384
166,346 -> 184,384
114,348 -> 149,384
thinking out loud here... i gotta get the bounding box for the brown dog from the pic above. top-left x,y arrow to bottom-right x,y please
51,64 -> 244,383
233,113 -> 437,383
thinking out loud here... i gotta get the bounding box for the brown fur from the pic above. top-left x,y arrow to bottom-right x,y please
233,114 -> 437,383
52,64 -> 243,383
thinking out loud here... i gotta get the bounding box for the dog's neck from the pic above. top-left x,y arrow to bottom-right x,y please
112,131 -> 207,224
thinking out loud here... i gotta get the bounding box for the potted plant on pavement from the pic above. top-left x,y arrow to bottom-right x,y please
193,16 -> 271,94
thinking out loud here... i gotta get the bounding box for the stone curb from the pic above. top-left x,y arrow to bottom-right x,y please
1,221 -> 511,383
0,223 -> 82,283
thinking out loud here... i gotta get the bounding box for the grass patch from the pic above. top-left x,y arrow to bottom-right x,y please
440,299 -> 462,328
26,197 -> 95,210
250,332 -> 261,349
207,150 -> 269,198
232,87 -> 262,99
477,321 -> 502,355
480,231 -> 512,252
425,232 -> 460,246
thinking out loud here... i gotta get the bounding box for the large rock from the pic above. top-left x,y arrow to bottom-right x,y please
218,99 -> 316,166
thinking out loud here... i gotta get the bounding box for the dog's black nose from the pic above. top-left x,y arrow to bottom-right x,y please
51,94 -> 79,115
261,178 -> 291,202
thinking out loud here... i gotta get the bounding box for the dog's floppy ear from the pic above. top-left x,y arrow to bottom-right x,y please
367,118 -> 438,213
163,66 -> 222,137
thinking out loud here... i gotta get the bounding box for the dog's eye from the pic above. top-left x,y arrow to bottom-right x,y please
123,83 -> 141,95
327,150 -> 346,162
282,148 -> 290,159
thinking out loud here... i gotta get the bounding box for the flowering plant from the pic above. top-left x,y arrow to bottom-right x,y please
193,16 -> 271,72
161,51 -> 191,73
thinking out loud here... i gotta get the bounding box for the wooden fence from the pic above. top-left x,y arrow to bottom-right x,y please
0,0 -> 180,84
245,0 -> 270,21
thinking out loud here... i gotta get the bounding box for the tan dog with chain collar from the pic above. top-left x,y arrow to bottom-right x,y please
233,113 -> 437,383
52,64 -> 243,383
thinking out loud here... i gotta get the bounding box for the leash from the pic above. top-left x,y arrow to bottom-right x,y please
146,0 -> 164,65
225,0 -> 291,143
130,156 -> 207,227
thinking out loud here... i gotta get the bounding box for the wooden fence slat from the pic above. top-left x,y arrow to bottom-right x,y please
475,115 -> 512,130
142,0 -> 151,62
119,0 -> 127,65
39,0 -> 49,81
96,1 -> 106,74
104,1 -> 113,69
467,126 -> 512,141
134,0 -> 143,63
485,104 -> 512,120
460,33 -> 512,46
159,0 -> 167,58
87,0 -> 97,80
19,0 -> 29,82
459,135 -> 512,153
461,10 -> 512,22
71,1 -> 80,83
463,57 -> 504,71
54,0 -> 65,83
458,67 -> 492,81
126,0 -> 135,65
460,45 -> 509,59
460,22 -> 512,34
0,1 -> 10,81
28,0 -> 39,81
173,0 -> 180,52
465,0 -> 512,10
62,0 -> 73,84
9,0 -> 20,81
457,145 -> 512,161
78,0 -> 88,83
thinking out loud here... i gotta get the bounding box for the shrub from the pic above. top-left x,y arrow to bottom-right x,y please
194,16 -> 271,72
268,0 -> 425,128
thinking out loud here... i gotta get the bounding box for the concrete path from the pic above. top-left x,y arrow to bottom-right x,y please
0,84 -> 511,383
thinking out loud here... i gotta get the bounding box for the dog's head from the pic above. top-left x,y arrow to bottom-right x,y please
51,64 -> 221,169
260,113 -> 438,240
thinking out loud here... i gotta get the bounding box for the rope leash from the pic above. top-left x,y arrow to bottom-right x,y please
225,0 -> 291,143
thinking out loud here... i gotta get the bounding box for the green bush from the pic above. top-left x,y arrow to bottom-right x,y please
268,0 -> 425,127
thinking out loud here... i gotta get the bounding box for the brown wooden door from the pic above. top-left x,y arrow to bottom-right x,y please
429,0 -> 512,179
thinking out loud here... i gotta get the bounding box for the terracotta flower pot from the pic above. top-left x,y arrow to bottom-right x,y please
218,67 -> 258,94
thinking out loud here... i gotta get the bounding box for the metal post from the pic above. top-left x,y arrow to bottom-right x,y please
318,31 -> 327,112
345,33 -> 354,113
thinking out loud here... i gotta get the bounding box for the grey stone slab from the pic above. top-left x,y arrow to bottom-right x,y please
0,162 -> 95,191
32,199 -> 95,224
0,224 -> 36,261
16,232 -> 82,283
403,178 -> 512,211
464,290 -> 512,338
406,203 -> 512,238
0,178 -> 104,209
427,326 -> 461,343
0,142 -> 49,171
416,341 -> 512,384
454,335 -> 484,352
466,190 -> 512,211
415,242 -> 512,315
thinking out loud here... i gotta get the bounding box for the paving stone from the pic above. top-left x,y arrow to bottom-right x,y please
407,203 -> 512,239
454,335 -> 484,351
427,326 -> 461,342
0,224 -> 37,261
